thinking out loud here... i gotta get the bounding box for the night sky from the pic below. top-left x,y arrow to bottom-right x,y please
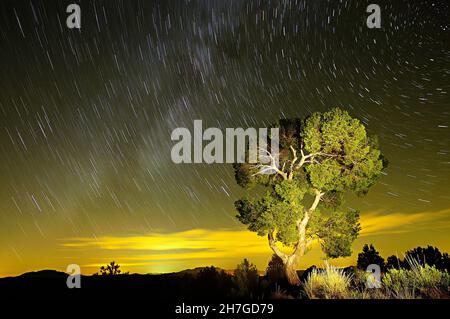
0,0 -> 449,276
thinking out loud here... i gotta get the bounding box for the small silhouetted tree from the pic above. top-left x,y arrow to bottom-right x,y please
100,261 -> 122,275
357,244 -> 385,271
404,246 -> 450,271
265,254 -> 286,285
386,247 -> 450,271
232,259 -> 259,298
233,108 -> 386,285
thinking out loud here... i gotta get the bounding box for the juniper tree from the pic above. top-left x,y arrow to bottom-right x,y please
233,108 -> 386,285
357,244 -> 386,271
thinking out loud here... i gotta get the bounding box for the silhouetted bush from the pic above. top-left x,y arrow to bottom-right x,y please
232,259 -> 260,298
386,246 -> 450,272
386,255 -> 403,270
264,254 -> 288,287
2,246 -> 449,300
383,257 -> 450,299
404,246 -> 450,271
99,261 -> 123,275
357,244 -> 385,271
192,266 -> 234,299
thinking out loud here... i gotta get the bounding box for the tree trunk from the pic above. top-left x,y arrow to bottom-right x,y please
267,190 -> 324,286
284,256 -> 301,286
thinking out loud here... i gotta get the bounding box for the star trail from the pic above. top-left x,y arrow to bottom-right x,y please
0,0 -> 449,275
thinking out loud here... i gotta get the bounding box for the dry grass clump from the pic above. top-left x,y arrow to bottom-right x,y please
303,263 -> 353,299
302,258 -> 450,299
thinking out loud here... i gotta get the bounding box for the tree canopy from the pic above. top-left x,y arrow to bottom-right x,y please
233,108 -> 386,285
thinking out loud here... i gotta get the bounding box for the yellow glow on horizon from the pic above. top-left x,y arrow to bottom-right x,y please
64,229 -> 273,264
58,208 -> 450,275
360,209 -> 450,236
1,209 -> 449,277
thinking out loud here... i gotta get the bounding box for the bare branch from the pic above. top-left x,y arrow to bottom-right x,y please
293,150 -> 346,171
252,147 -> 287,179
288,145 -> 298,179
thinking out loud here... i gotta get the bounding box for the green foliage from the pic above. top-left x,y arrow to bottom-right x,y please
236,180 -> 307,246
302,260 -> 450,299
309,209 -> 361,258
233,163 -> 255,188
320,191 -> 344,209
234,108 -> 385,258
302,108 -> 384,193
301,247 -> 450,299
382,259 -> 450,299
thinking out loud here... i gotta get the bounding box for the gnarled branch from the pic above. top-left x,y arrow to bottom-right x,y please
252,147 -> 287,179
268,232 -> 288,263
293,189 -> 324,257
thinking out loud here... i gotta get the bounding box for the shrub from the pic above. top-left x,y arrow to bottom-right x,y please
232,259 -> 260,298
382,257 -> 450,299
265,254 -> 287,287
386,246 -> 450,271
357,244 -> 385,271
99,261 -> 122,276
404,246 -> 450,271
194,266 -> 234,298
386,255 -> 403,270
303,263 -> 353,299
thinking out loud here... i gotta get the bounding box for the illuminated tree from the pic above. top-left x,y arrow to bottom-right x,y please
233,108 -> 386,285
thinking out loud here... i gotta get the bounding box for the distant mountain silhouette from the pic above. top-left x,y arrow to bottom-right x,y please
16,269 -> 68,278
0,265 -> 301,300
0,267 -> 236,300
